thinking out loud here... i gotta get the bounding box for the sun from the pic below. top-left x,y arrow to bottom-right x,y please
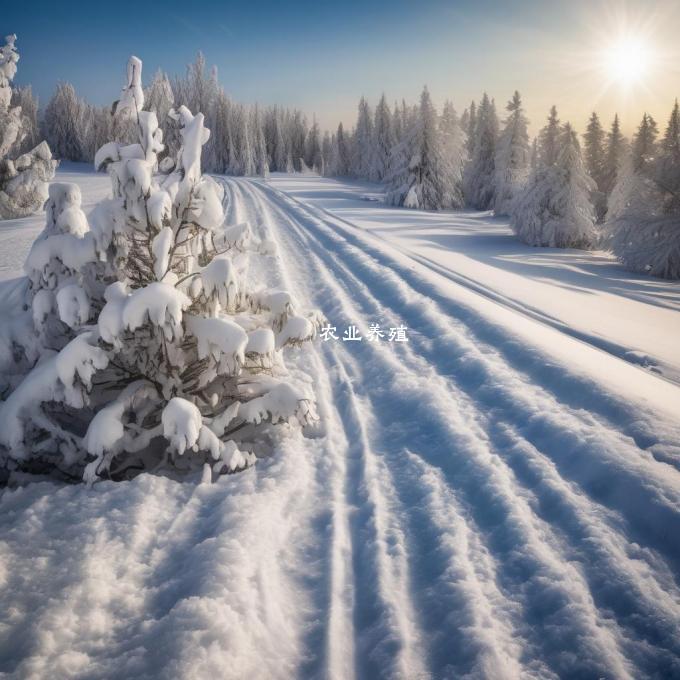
600,35 -> 654,87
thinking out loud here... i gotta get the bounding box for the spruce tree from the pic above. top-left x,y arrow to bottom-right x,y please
0,56 -> 319,482
494,90 -> 530,216
372,93 -> 395,182
582,112 -> 607,219
602,114 -> 626,195
605,101 -> 680,278
538,105 -> 561,167
439,99 -> 466,208
512,123 -> 596,249
386,87 -> 459,210
352,97 -> 373,178
0,34 -> 57,219
463,93 -> 498,209
632,113 -> 658,170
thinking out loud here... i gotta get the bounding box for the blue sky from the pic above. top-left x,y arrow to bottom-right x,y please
5,0 -> 680,134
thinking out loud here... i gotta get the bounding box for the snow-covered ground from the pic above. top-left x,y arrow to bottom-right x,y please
1,167 -> 680,679
267,174 -> 680,385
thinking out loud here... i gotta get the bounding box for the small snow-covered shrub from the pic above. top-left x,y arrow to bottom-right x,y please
0,55 -> 319,484
0,34 -> 57,219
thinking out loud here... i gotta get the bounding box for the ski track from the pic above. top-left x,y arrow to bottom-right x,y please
0,175 -> 679,679
222,176 -> 680,679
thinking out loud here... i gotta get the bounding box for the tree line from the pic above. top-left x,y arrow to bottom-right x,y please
21,52 -> 680,279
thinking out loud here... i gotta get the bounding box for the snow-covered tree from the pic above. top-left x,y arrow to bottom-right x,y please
464,93 -> 498,209
321,131 -> 332,176
0,55 -> 319,483
329,122 -> 350,176
439,99 -> 466,208
385,86 -> 461,210
582,112 -> 607,219
145,69 -> 174,124
511,123 -> 596,248
605,101 -> 680,278
583,112 -> 606,186
632,112 -> 658,171
530,137 -> 537,171
602,114 -> 626,196
372,94 -> 395,182
493,90 -> 530,216
0,34 -> 57,219
43,82 -> 87,161
10,85 -> 39,154
288,110 -> 307,172
252,104 -> 269,178
538,105 -> 561,167
352,97 -> 373,178
463,100 -> 476,157
305,117 -> 322,172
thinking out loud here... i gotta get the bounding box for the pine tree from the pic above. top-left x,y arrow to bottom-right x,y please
305,117 -> 322,172
0,55 -> 319,482
0,34 -> 57,219
330,122 -> 350,176
583,112 -> 606,187
43,82 -> 86,161
289,110 -> 307,172
605,101 -> 680,278
252,104 -> 269,178
392,101 -> 403,146
493,90 -> 530,215
656,100 -> 680,200
273,108 -> 287,172
321,131 -> 332,176
632,113 -> 658,171
530,138 -> 538,170
352,96 -> 373,178
372,94 -> 395,182
582,112 -> 607,219
385,86 -> 460,210
465,100 -> 477,157
602,114 -> 626,195
10,85 -> 39,154
439,99 -> 466,208
144,70 -> 174,157
464,93 -> 498,209
512,123 -> 596,249
538,105 -> 561,167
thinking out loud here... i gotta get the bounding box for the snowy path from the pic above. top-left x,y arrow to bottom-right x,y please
267,175 -> 680,385
223,176 -> 680,678
0,172 -> 679,679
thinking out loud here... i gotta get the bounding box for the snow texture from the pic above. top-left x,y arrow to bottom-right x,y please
0,171 -> 678,679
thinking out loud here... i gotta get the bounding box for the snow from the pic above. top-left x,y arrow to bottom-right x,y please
186,315 -> 248,374
151,226 -> 173,280
121,282 -> 190,339
162,397 -> 203,456
1,167 -> 680,678
266,173 -> 680,387
55,283 -> 89,329
199,254 -> 240,312
0,163 -> 110,282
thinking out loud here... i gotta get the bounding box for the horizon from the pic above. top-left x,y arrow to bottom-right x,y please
5,0 -> 680,136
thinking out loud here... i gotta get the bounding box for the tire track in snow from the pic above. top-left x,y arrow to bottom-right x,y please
254,178 -> 680,671
257,180 -> 680,568
228,179 -> 644,678
224,178 -> 430,679
228,177 -> 680,680
254,178 -> 680,675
